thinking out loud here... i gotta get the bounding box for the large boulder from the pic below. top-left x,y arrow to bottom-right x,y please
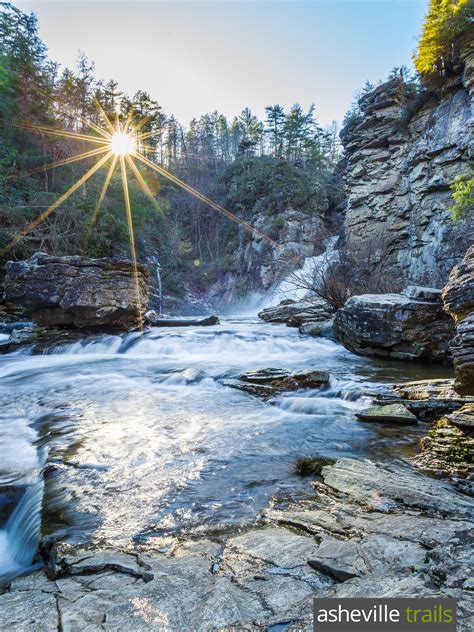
442,246 -> 474,395
226,367 -> 330,399
333,286 -> 455,363
258,298 -> 333,326
3,253 -> 149,330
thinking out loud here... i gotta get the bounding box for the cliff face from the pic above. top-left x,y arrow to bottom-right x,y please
205,206 -> 327,306
341,38 -> 473,285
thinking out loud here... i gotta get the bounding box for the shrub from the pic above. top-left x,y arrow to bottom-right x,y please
451,162 -> 474,221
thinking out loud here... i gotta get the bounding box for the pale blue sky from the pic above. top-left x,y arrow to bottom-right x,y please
16,1 -> 429,126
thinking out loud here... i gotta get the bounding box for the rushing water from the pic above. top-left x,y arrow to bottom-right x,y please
0,317 -> 450,578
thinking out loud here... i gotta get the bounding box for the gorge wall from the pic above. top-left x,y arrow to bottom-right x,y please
340,35 -> 473,285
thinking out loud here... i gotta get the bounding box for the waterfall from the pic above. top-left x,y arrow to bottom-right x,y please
263,236 -> 339,308
0,479 -> 44,578
149,256 -> 163,315
156,262 -> 163,315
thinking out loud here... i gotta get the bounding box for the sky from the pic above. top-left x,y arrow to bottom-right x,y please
15,0 -> 429,127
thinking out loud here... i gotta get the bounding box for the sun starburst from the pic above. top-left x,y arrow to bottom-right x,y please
2,102 -> 292,329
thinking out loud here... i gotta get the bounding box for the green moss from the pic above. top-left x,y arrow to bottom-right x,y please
294,456 -> 335,477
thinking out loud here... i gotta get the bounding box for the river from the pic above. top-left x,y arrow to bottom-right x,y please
0,317 -> 450,581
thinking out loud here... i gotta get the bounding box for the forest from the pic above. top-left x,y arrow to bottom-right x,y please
0,1 -> 342,298
1,0 -> 472,299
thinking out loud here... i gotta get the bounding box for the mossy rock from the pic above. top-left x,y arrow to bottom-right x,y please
295,456 -> 336,476
356,403 -> 418,424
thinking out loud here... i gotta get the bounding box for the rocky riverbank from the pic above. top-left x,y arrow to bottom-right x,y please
1,457 -> 472,631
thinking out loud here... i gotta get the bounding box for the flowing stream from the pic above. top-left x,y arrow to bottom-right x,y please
0,317 -> 450,580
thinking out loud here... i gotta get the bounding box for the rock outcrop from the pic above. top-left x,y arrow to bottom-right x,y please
365,378 -> 474,479
333,286 -> 456,362
3,253 -> 149,330
258,298 -> 333,326
226,367 -> 330,399
442,245 -> 474,395
208,208 -> 327,306
340,38 -> 473,283
413,412 -> 474,479
2,458 -> 472,631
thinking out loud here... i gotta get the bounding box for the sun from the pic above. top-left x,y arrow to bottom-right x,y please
110,131 -> 136,156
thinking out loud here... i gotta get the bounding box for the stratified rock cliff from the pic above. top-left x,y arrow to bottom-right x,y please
442,245 -> 474,395
340,35 -> 473,284
333,286 -> 456,363
3,253 -> 149,329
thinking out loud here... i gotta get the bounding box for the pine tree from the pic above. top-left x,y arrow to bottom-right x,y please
265,105 -> 285,158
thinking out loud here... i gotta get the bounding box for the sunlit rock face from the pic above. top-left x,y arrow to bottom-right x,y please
443,245 -> 474,395
340,38 -> 473,285
333,286 -> 456,363
3,253 -> 149,330
209,207 -> 326,306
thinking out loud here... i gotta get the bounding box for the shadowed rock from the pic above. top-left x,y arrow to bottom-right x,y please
333,286 -> 455,363
442,246 -> 474,395
3,253 -> 149,330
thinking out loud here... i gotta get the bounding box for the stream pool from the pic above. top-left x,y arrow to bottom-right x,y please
0,317 -> 451,580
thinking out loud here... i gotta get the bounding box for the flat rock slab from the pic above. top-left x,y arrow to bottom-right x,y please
1,458 -> 473,631
228,368 -> 330,399
356,403 -> 418,424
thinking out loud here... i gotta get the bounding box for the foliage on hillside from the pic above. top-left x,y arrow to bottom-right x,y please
0,2 -> 339,296
451,162 -> 474,221
414,0 -> 473,76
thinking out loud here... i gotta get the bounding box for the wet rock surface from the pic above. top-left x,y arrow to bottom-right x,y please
442,245 -> 474,395
3,253 -> 149,330
258,298 -> 333,327
1,458 -> 472,631
366,379 -> 474,479
333,286 -> 456,363
226,367 -> 330,399
0,325 -> 92,355
356,403 -> 418,424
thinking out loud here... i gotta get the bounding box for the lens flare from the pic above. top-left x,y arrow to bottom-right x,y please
111,131 -> 136,156
2,102 -> 298,332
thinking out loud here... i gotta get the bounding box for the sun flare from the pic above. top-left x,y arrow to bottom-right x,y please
3,103 -> 288,332
110,131 -> 136,156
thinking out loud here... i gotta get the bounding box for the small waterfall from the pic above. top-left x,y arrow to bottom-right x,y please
0,479 -> 44,577
156,262 -> 163,315
149,256 -> 163,315
263,236 -> 339,308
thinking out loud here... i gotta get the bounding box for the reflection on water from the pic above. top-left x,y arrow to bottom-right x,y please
0,318 -> 451,575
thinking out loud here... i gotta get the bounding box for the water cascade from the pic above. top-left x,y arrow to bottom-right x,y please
263,236 -> 339,308
0,479 -> 44,580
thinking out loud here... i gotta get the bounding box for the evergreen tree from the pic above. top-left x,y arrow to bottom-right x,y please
265,105 -> 285,158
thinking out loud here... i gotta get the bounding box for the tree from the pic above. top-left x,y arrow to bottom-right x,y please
238,107 -> 263,157
265,105 -> 285,158
414,0 -> 472,76
283,104 -> 315,162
